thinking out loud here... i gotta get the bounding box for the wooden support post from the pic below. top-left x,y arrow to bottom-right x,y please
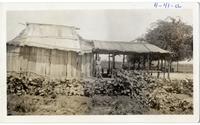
112,54 -> 115,69
92,53 -> 95,77
167,58 -> 171,80
143,55 -> 146,70
128,59 -> 130,70
108,54 -> 110,74
111,54 -> 115,78
161,59 -> 163,72
147,54 -> 150,74
157,59 -> 160,78
49,49 -> 52,77
95,53 -> 98,77
163,58 -> 166,79
122,54 -> 125,68
138,57 -> 141,70
149,60 -> 152,75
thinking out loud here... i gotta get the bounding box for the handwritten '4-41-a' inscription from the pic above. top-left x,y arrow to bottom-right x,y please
154,2 -> 182,9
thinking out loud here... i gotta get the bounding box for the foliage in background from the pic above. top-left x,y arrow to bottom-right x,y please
135,17 -> 193,61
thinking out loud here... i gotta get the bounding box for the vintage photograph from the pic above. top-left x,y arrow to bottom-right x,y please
6,9 -> 193,115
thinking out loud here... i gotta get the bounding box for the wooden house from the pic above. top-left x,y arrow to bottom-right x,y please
7,23 -> 93,79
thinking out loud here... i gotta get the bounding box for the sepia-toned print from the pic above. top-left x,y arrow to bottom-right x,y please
7,10 -> 193,115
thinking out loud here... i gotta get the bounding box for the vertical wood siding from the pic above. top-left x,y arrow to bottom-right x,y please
7,45 -> 93,79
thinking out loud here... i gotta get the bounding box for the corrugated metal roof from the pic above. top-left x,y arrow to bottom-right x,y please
93,40 -> 170,54
7,23 -> 81,52
7,23 -> 171,54
8,37 -> 81,52
79,39 -> 94,53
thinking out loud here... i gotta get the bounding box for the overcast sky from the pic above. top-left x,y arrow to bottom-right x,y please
7,9 -> 192,42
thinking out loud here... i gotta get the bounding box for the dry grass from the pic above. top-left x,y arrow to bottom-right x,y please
7,95 -> 150,115
8,95 -> 92,115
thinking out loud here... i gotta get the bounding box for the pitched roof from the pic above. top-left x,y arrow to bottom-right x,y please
93,40 -> 171,54
7,23 -> 81,52
79,37 -> 94,53
7,23 -> 171,55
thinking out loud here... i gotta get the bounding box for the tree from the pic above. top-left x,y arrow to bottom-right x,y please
140,17 -> 193,61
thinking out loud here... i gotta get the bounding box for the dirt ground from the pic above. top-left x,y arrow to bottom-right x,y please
7,93 -> 193,115
7,95 -> 148,115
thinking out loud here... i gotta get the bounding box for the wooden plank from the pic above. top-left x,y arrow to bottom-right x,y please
87,53 -> 91,77
10,47 -> 16,72
67,51 -> 72,78
48,49 -> 52,76
72,52 -> 77,78
27,47 -> 34,74
58,50 -> 63,78
95,53 -> 97,77
90,53 -> 93,76
76,53 -> 80,78
84,54 -> 87,77
112,54 -> 115,69
40,48 -> 45,75
7,46 -> 12,71
122,54 -> 125,66
161,59 -> 163,72
58,50 -> 63,77
71,52 -> 74,78
65,51 -> 68,77
43,48 -> 48,76
84,54 -> 86,77
88,54 -> 91,77
85,54 -> 88,77
62,51 -> 66,77
157,60 -> 160,78
143,55 -> 146,70
72,52 -> 76,78
108,54 -> 111,73
87,54 -> 90,77
77,55 -> 82,79
43,48 -> 50,76
50,49 -> 56,77
25,46 -> 30,76
147,54 -> 150,73
167,58 -> 171,79
81,54 -> 83,78
92,54 -> 95,76
163,59 -> 166,79
6,49 -> 10,71
35,47 -> 42,75
19,47 -> 25,73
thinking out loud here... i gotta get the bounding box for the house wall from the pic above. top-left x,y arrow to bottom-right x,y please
7,45 -> 93,79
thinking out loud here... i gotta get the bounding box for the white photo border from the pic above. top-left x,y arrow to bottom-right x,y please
0,2 -> 199,123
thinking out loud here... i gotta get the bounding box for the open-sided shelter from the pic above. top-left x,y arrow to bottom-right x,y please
92,40 -> 172,79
